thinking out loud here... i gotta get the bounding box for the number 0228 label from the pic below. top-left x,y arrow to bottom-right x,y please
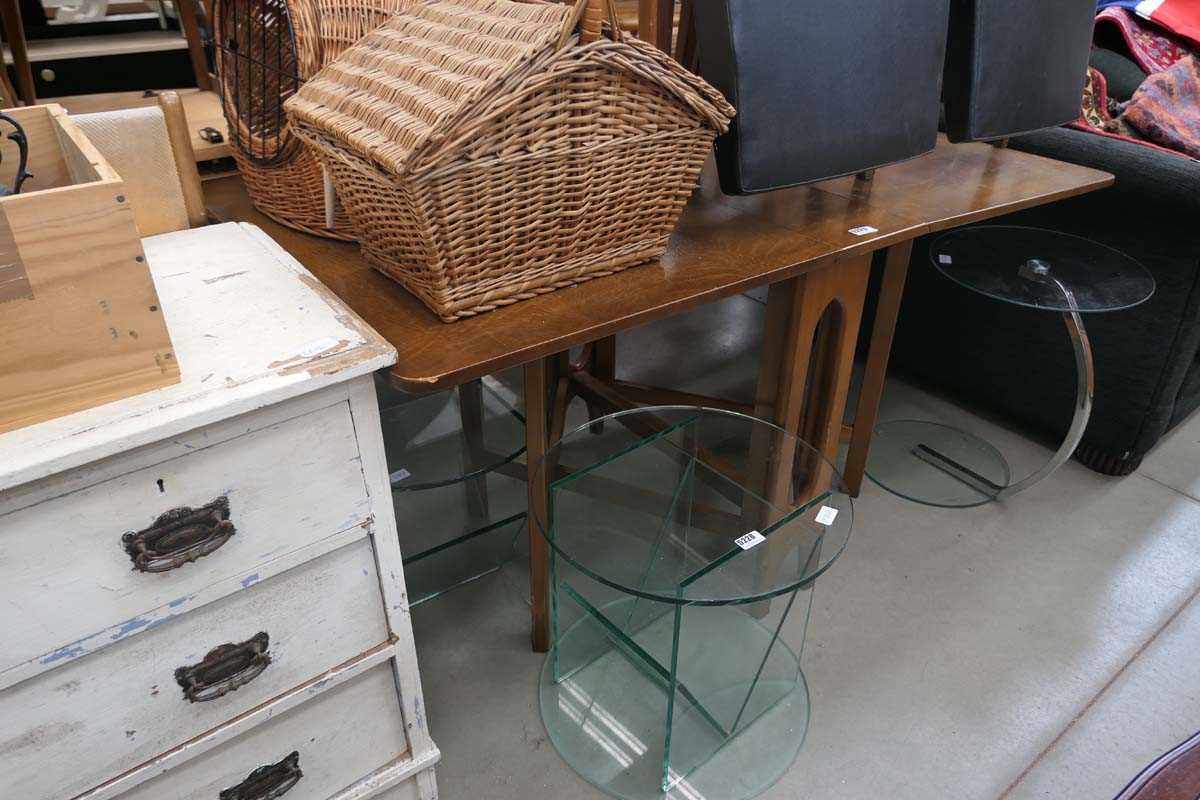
734,530 -> 766,550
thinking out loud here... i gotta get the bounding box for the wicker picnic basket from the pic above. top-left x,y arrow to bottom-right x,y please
285,0 -> 734,322
212,0 -> 411,239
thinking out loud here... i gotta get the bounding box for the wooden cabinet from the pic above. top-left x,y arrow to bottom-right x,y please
0,222 -> 439,800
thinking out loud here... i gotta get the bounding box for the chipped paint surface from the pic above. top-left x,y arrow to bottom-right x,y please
40,645 -> 86,665
201,270 -> 249,285
0,222 -> 395,493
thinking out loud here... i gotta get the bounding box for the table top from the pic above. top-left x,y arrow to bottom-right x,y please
531,407 -> 853,605
929,225 -> 1156,313
204,137 -> 1113,392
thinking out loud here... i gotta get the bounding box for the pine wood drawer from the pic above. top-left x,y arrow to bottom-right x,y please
0,399 -> 372,687
112,659 -> 409,800
0,537 -> 389,800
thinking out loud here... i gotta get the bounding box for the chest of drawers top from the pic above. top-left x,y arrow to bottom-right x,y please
0,221 -> 396,495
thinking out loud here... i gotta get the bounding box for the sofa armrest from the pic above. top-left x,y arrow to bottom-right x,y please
1013,127 -> 1200,211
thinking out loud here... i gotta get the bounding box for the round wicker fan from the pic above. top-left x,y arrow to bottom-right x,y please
211,0 -> 409,239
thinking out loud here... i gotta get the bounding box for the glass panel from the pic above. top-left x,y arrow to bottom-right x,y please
394,470 -> 526,605
379,367 -> 526,604
663,592 -> 810,792
379,369 -> 525,490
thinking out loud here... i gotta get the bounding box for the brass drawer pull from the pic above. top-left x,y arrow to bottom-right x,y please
219,751 -> 302,799
122,496 -> 235,573
175,632 -> 270,703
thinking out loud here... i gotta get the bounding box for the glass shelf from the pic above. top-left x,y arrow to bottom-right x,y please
378,368 -> 527,605
535,407 -> 851,800
378,369 -> 525,491
398,484 -> 526,606
533,407 -> 853,606
931,225 -> 1154,313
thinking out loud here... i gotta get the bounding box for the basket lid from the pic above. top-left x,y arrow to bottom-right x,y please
285,0 -> 576,175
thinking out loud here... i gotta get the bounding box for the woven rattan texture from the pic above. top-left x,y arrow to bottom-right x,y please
215,0 -> 413,240
287,0 -> 734,322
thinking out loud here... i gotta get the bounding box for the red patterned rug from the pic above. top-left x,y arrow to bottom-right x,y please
1068,66 -> 1181,156
1096,7 -> 1194,74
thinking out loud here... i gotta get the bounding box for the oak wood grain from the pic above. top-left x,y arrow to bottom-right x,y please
205,136 -> 1110,394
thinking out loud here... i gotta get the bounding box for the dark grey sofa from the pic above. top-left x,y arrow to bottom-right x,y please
888,126 -> 1200,475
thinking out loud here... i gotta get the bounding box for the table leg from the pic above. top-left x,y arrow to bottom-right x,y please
755,256 -> 872,464
458,379 -> 489,520
175,0 -> 213,91
742,257 -> 869,610
0,0 -> 36,105
526,352 -> 570,653
843,241 -> 913,496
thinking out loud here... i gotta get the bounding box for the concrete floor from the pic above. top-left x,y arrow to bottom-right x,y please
405,294 -> 1200,800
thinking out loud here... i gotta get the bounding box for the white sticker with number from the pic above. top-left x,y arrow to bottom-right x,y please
938,254 -> 953,265
815,506 -> 839,526
734,530 -> 766,550
848,225 -> 879,236
389,468 -> 412,483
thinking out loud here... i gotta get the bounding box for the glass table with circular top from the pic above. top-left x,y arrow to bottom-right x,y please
867,226 -> 1156,508
533,407 -> 853,800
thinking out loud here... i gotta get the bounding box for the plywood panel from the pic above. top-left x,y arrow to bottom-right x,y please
0,178 -> 179,433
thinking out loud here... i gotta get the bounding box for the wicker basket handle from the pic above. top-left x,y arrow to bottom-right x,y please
566,0 -> 621,46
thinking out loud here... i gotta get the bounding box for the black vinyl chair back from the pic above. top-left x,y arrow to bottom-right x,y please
693,0 -> 952,194
942,0 -> 1096,142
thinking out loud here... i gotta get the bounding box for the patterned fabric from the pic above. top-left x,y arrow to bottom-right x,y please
1120,54 -> 1200,157
1066,66 -> 1186,155
1074,67 -> 1137,136
1096,1 -> 1200,49
1095,7 -> 1193,73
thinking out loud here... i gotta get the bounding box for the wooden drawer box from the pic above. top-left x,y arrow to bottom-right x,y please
112,660 -> 410,800
0,103 -> 178,433
0,538 -> 391,800
0,399 -> 372,686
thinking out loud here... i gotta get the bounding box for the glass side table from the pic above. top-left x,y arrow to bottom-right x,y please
378,369 -> 527,603
867,226 -> 1155,507
533,407 -> 853,800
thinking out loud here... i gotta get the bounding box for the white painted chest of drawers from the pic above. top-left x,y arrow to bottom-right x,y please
0,223 -> 440,800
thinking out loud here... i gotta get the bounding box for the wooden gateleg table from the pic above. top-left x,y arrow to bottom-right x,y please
205,137 -> 1111,652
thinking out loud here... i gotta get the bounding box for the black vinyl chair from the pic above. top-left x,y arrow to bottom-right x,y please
942,0 -> 1096,142
693,0 -> 951,194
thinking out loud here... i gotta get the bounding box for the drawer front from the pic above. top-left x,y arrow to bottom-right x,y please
0,538 -> 389,800
0,400 -> 371,682
373,778 -> 423,800
114,660 -> 408,800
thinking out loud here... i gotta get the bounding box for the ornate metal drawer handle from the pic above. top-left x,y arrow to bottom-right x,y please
219,751 -> 302,799
122,496 -> 235,573
175,632 -> 270,703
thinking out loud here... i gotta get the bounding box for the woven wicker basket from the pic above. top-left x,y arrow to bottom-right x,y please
285,0 -> 734,322
212,0 -> 411,240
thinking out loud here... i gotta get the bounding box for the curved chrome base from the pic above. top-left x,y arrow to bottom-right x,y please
910,271 -> 1095,501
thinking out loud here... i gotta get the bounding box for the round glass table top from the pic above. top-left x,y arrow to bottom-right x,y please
930,226 -> 1155,313
532,406 -> 853,605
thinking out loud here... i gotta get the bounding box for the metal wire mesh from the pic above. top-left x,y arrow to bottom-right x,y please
212,0 -> 301,166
